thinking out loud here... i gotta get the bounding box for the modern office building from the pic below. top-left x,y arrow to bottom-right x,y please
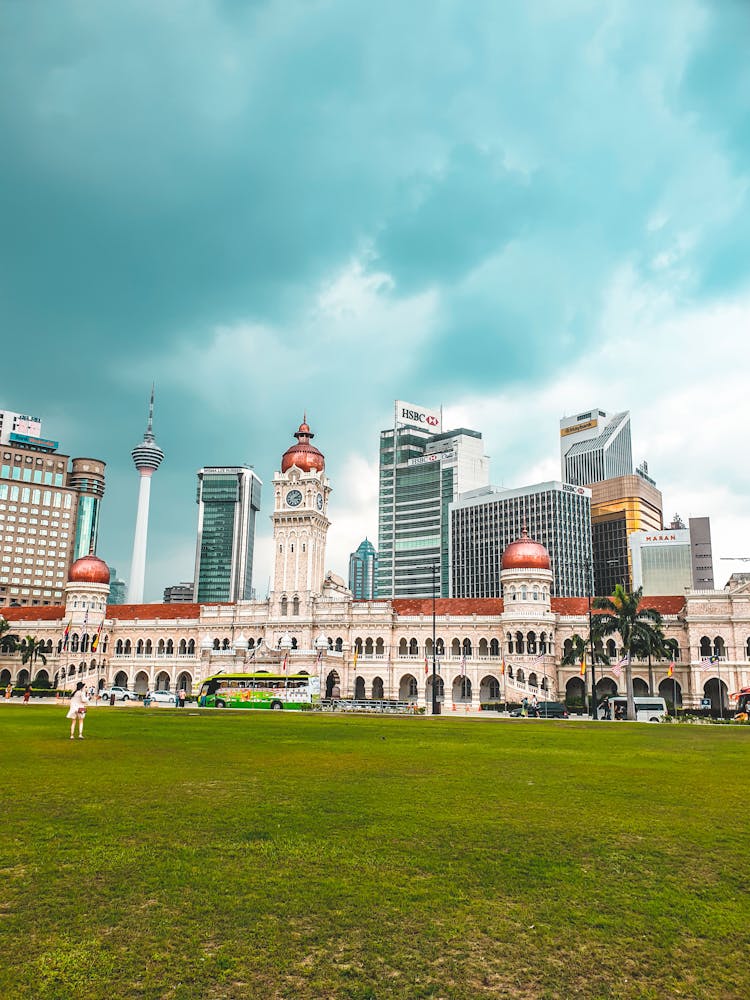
129,387 -> 164,604
164,581 -> 195,604
108,567 -> 127,605
629,517 -> 714,595
0,413 -> 106,607
560,409 -> 633,486
450,481 -> 593,598
377,401 -> 489,599
589,472 -> 663,595
348,538 -> 378,600
193,466 -> 262,604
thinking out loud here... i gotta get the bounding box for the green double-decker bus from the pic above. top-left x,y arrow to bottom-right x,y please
197,672 -> 321,710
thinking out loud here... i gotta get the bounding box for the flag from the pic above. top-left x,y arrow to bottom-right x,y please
667,661 -> 674,678
63,618 -> 72,650
424,655 -> 429,676
316,649 -> 323,664
700,656 -> 719,669
501,656 -> 505,676
353,649 -> 358,671
282,653 -> 288,672
91,622 -> 102,653
579,655 -> 586,677
612,654 -> 629,679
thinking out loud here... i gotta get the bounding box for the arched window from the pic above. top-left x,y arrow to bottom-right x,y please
115,639 -> 123,655
102,635 -> 108,653
375,638 -> 385,655
158,639 -> 166,654
451,638 -> 461,657
478,638 -> 488,657
399,638 -> 408,656
145,639 -> 152,654
71,633 -> 80,653
529,672 -> 538,688
335,637 -> 343,652
542,587 -> 548,600
291,637 -> 298,650
563,637 -> 573,656
606,639 -> 617,658
222,638 -> 230,650
124,639 -> 132,654
407,676 -> 418,697
136,639 -> 144,655
292,596 -> 300,616
746,637 -> 750,659
516,668 -> 525,684
178,639 -> 186,655
539,633 -> 547,654
354,637 -> 363,654
509,587 -> 516,602
280,597 -> 288,617
187,639 -> 195,655
713,636 -> 725,658
506,632 -> 514,653
409,638 -> 418,656
81,634 -> 89,653
365,638 -> 374,655
490,638 -> 500,657
462,638 -> 472,657
488,677 -> 500,699
166,639 -> 174,655
521,586 -> 527,600
515,631 -> 524,654
435,638 -> 445,656
527,632 -> 536,654
532,588 -> 539,601
507,665 -> 514,680
213,638 -> 220,650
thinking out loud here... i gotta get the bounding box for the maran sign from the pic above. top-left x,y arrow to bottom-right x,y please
395,400 -> 442,432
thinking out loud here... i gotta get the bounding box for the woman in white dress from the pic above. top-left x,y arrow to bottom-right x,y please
66,681 -> 89,740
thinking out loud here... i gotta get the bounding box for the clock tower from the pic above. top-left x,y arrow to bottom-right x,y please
271,418 -> 331,603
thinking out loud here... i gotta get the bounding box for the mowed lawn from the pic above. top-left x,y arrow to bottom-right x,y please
1,709 -> 748,1000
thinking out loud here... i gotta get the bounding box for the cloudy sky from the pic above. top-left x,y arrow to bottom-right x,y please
2,0 -> 749,600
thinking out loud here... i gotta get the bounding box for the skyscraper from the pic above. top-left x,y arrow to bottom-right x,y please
589,472 -> 663,595
128,387 -> 164,604
193,466 -> 262,603
377,401 -> 489,599
108,567 -> 127,605
560,409 -> 633,486
0,411 -> 106,607
349,538 -> 378,599
450,481 -> 593,598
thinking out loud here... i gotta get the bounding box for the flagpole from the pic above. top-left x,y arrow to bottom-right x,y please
672,668 -> 677,719
431,561 -> 438,716
587,560 -> 598,721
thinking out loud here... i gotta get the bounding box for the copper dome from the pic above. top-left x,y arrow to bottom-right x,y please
68,554 -> 110,585
281,419 -> 325,473
501,527 -> 551,571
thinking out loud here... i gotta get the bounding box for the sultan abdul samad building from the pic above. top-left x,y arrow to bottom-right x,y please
2,421 -> 749,713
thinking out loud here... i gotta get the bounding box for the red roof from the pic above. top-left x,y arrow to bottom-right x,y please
392,598 -> 505,617
2,606 -> 66,622
105,603 -> 202,620
552,596 -> 685,616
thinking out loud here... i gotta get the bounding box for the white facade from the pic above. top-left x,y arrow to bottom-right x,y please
629,528 -> 692,595
560,408 -> 632,486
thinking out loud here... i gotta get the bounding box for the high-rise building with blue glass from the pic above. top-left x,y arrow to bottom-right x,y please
193,466 -> 262,603
348,538 -> 378,599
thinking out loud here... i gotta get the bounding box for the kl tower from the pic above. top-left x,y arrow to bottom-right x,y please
128,386 -> 164,604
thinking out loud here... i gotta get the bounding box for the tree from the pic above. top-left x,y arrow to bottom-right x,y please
20,635 -> 47,682
631,623 -> 668,697
593,585 -> 663,721
0,617 -> 19,655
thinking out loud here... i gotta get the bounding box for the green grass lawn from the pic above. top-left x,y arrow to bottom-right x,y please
0,708 -> 748,1000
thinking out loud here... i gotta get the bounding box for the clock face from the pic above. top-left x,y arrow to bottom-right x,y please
316,493 -> 323,511
286,489 -> 302,508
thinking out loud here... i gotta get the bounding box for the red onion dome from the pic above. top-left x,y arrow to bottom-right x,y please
501,526 -> 551,571
281,419 -> 325,473
68,554 -> 110,585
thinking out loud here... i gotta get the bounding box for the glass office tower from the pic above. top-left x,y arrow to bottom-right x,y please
193,466 -> 262,603
348,538 -> 378,599
377,403 -> 489,599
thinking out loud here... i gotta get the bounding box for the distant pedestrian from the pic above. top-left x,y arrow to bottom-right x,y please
4,683 -> 11,700
178,688 -> 186,708
67,681 -> 89,739
23,685 -> 31,704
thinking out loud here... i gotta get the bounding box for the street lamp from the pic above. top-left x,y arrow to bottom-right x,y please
586,559 -> 598,721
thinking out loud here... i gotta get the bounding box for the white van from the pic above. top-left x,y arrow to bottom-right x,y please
598,696 -> 667,723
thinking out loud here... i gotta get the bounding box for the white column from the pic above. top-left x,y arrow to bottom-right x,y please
129,472 -> 152,604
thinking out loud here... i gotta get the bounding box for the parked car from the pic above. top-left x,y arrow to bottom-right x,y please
100,685 -> 137,702
147,690 -> 177,705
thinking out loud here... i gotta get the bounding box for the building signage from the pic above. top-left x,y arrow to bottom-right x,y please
407,453 -> 446,467
395,400 -> 442,432
643,533 -> 687,544
9,432 -> 58,451
561,483 -> 590,497
15,416 -> 42,437
560,418 -> 597,438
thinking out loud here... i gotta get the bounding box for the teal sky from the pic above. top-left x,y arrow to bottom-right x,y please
2,0 -> 749,598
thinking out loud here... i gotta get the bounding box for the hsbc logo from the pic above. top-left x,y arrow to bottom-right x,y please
401,408 -> 439,426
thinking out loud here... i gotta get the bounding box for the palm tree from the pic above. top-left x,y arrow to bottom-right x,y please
561,632 -> 609,712
593,585 -> 663,721
631,623 -> 667,696
20,635 -> 47,684
0,617 -> 19,655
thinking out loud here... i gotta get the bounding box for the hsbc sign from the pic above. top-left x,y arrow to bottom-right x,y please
395,400 -> 442,432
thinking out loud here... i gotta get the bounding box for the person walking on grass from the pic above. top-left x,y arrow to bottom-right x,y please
67,681 -> 89,740
4,682 -> 11,700
23,684 -> 32,704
